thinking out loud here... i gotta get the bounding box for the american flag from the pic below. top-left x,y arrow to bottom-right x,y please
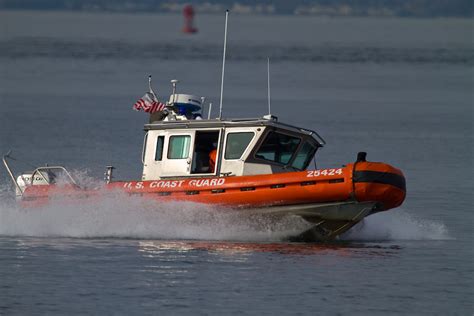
133,92 -> 166,113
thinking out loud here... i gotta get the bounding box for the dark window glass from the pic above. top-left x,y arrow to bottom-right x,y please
142,133 -> 148,163
255,131 -> 301,165
225,132 -> 254,159
155,136 -> 165,161
291,142 -> 316,170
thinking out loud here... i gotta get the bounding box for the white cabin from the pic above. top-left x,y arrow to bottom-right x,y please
141,117 -> 325,180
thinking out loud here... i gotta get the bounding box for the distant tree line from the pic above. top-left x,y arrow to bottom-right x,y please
0,0 -> 472,17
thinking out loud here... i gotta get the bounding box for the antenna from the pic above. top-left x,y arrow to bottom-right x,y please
263,58 -> 277,121
267,57 -> 271,116
171,79 -> 179,104
208,102 -> 213,119
218,10 -> 229,120
200,96 -> 206,118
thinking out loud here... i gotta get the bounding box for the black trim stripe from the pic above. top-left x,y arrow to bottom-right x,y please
240,187 -> 256,191
186,191 -> 200,195
270,184 -> 286,189
211,189 -> 225,194
157,192 -> 171,196
353,171 -> 406,191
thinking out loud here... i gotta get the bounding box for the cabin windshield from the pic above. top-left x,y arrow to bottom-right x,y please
291,141 -> 317,170
255,131 -> 301,164
254,131 -> 317,170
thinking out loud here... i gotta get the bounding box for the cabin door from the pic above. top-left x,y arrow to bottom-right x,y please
190,130 -> 221,175
160,129 -> 221,178
160,132 -> 194,177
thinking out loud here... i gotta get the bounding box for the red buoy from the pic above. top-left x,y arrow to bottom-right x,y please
182,4 -> 198,34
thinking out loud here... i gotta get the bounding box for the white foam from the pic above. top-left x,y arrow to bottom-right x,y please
342,209 -> 451,241
0,186 -> 311,241
0,174 -> 450,242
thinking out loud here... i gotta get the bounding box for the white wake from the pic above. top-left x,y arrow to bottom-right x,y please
0,188 -> 311,241
0,174 -> 450,242
342,209 -> 451,241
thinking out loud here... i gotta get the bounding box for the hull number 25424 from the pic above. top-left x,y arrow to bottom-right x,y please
307,168 -> 343,177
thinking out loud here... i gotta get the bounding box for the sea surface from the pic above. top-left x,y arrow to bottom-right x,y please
0,11 -> 473,315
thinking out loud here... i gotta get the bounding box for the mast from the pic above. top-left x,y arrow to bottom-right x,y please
267,57 -> 271,116
218,10 -> 229,120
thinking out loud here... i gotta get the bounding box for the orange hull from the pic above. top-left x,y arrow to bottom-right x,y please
21,161 -> 406,211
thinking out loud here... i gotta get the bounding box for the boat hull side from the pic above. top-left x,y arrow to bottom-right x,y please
258,201 -> 382,241
20,163 -> 406,212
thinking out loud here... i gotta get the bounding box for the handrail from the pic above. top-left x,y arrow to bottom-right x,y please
30,166 -> 78,186
2,152 -> 79,198
309,130 -> 326,146
2,151 -> 24,197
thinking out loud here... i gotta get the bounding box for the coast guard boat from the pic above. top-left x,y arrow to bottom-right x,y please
2,12 -> 406,241
2,79 -> 406,241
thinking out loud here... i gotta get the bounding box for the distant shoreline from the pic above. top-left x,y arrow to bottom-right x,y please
0,0 -> 472,19
0,8 -> 472,19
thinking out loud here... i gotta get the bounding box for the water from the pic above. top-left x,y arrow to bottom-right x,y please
0,11 -> 473,315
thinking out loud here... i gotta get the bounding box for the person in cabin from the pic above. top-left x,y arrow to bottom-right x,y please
208,144 -> 217,173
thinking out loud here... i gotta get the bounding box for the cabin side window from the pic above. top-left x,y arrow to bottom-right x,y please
225,132 -> 254,160
255,131 -> 301,164
168,135 -> 191,159
155,136 -> 165,161
291,141 -> 317,170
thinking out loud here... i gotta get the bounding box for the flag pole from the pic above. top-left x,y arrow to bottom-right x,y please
148,75 -> 158,100
219,10 -> 229,120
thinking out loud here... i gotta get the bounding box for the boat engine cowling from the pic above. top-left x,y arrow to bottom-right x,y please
15,172 -> 50,198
